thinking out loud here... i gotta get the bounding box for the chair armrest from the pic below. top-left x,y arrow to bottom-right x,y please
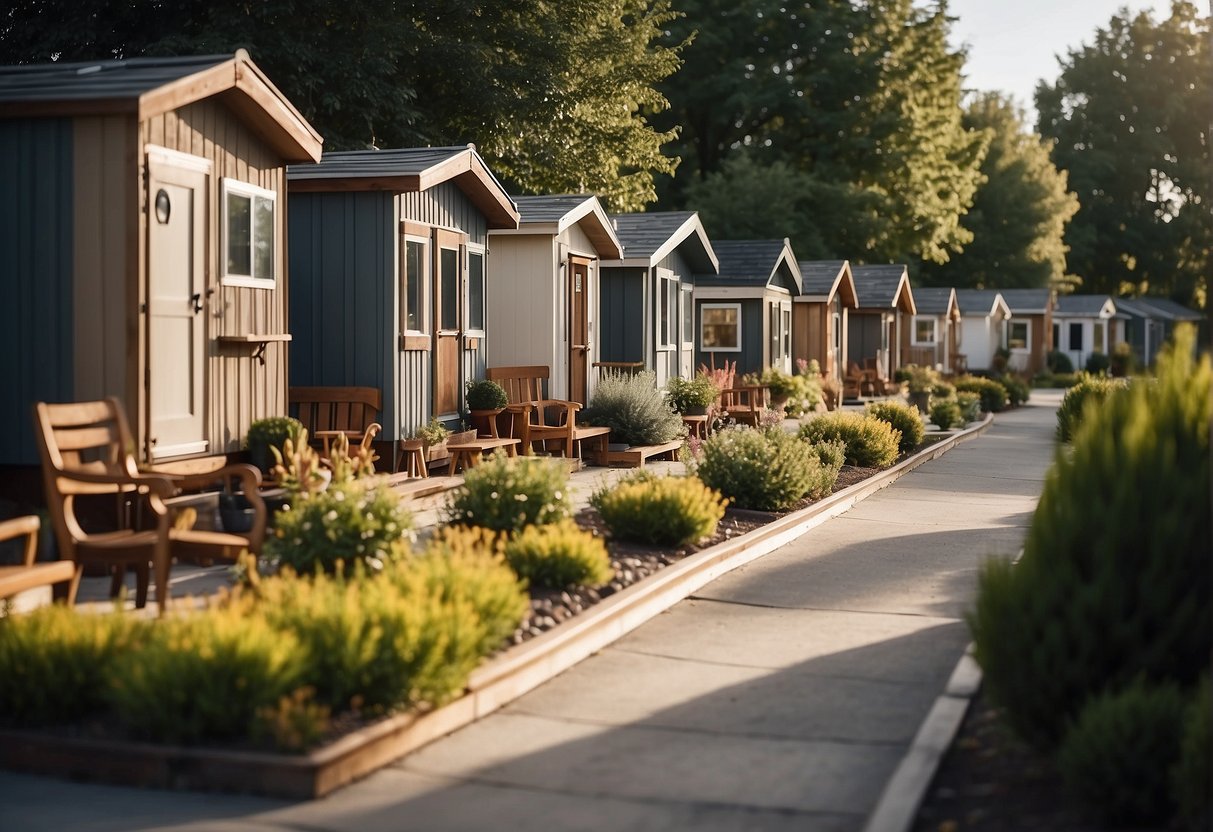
0,515 -> 40,568
55,469 -> 177,499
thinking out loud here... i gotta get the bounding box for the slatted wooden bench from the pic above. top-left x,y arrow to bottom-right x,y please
598,439 -> 683,468
288,386 -> 383,458
485,366 -> 612,462
0,515 -> 76,605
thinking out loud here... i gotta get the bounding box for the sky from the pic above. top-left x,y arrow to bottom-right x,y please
947,0 -> 1182,123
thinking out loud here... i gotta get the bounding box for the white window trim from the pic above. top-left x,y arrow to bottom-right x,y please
403,233 -> 431,335
220,178 -> 276,289
465,243 -> 486,337
1007,318 -> 1031,351
912,315 -> 938,346
700,302 -> 742,353
656,270 -> 676,351
680,285 -> 694,350
781,301 -> 792,361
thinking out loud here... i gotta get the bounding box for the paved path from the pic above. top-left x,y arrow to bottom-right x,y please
0,392 -> 1061,831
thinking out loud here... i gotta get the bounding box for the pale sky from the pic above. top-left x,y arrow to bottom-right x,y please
947,0 -> 1183,124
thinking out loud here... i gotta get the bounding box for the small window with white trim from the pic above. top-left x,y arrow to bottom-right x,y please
680,286 -> 694,349
467,245 -> 486,335
1007,319 -> 1030,350
402,234 -> 430,334
221,179 -> 276,287
701,303 -> 741,351
912,316 -> 937,345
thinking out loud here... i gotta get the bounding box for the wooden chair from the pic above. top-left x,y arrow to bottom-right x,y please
33,398 -> 266,612
486,366 -> 610,460
719,384 -> 768,427
0,515 -> 77,605
289,387 -> 382,458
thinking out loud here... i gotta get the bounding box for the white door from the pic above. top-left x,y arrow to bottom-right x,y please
147,151 -> 209,459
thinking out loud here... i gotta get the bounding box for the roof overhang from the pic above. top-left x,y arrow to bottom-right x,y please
651,214 -> 719,274
491,197 -> 622,257
773,241 -> 803,295
892,273 -> 916,315
692,285 -> 793,301
795,261 -> 858,308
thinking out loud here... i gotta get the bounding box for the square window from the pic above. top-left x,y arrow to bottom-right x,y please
222,179 -> 276,286
913,316 -> 937,345
1008,320 -> 1030,350
701,303 -> 741,351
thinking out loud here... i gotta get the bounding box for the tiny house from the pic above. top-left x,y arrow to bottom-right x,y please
0,51 -> 322,467
486,195 -> 623,403
903,287 -> 960,373
998,289 -> 1054,374
954,290 -> 1012,373
1052,294 -> 1118,371
1113,297 -> 1204,366
599,211 -> 719,386
792,260 -> 857,384
849,265 -> 916,381
692,240 -> 802,378
286,146 -> 520,439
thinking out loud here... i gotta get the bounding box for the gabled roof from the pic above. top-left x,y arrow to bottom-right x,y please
954,289 -> 1011,319
497,194 -> 622,258
288,145 -> 519,228
0,50 -> 322,162
851,264 -> 915,314
603,211 -> 719,274
695,239 -> 801,294
1054,294 -> 1116,318
796,260 -> 857,307
999,288 -> 1052,314
1129,296 -> 1205,322
913,286 -> 959,318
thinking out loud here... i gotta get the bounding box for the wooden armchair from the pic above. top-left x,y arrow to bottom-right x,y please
289,386 -> 382,459
719,384 -> 769,427
486,366 -> 610,459
33,398 -> 266,612
0,515 -> 77,605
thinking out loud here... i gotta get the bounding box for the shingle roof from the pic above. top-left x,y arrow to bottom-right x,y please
798,261 -> 848,295
0,54 -> 231,103
954,289 -> 1003,315
696,240 -> 799,290
998,288 -> 1051,313
851,264 -> 911,309
289,146 -> 469,179
1130,297 -> 1204,321
513,194 -> 599,224
912,287 -> 956,315
1054,294 -> 1113,317
607,211 -> 719,273
503,194 -> 622,258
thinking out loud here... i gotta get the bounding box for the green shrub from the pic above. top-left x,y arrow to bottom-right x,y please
264,477 -> 412,575
1173,679 -> 1212,832
865,401 -> 925,455
444,452 -> 570,533
582,370 -> 685,446
1046,349 -> 1075,374
798,412 -> 901,468
246,416 -> 303,472
1110,341 -> 1136,377
590,471 -> 727,547
953,376 -> 1008,413
666,374 -> 718,413
503,519 -> 613,589
930,398 -> 962,430
970,326 -> 1211,748
693,426 -> 819,511
1084,351 -> 1111,375
999,375 -> 1031,406
931,380 -> 956,400
801,440 -> 844,499
1056,374 -> 1129,442
106,605 -> 303,744
1058,679 -> 1186,826
0,605 -> 141,725
955,391 -> 981,422
254,687 -> 332,753
808,438 -> 846,472
465,378 -> 509,411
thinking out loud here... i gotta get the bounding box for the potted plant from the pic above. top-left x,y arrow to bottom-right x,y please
465,378 -> 509,437
245,416 -> 303,474
904,365 -> 937,415
411,418 -> 452,461
760,367 -> 798,413
666,375 -> 718,416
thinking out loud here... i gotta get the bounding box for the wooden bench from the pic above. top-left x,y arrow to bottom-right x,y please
598,439 -> 683,468
485,366 -> 612,461
446,437 -> 521,474
0,515 -> 76,606
288,386 -> 383,459
720,384 -> 769,426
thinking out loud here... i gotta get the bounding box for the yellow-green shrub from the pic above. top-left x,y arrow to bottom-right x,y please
444,452 -> 570,533
798,412 -> 901,468
590,471 -> 727,547
1056,374 -> 1129,442
503,519 -> 612,589
865,400 -> 925,454
693,426 -> 820,511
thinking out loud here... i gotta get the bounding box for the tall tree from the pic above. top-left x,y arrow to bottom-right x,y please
0,0 -> 683,211
656,0 -> 988,265
919,93 -> 1080,290
1036,1 -> 1211,308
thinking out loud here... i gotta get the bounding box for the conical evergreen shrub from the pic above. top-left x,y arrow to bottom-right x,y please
970,325 -> 1211,749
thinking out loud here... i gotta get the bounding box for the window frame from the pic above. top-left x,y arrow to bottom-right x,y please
465,243 -> 486,337
656,271 -> 677,350
401,228 -> 431,338
437,242 -> 461,334
1068,321 -> 1084,352
912,315 -> 937,346
1007,319 -> 1031,351
680,285 -> 694,350
220,178 -> 277,289
700,302 -> 742,352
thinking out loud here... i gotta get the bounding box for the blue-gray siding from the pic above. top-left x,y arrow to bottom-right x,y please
599,266 -> 645,364
696,299 -> 765,378
0,119 -> 74,464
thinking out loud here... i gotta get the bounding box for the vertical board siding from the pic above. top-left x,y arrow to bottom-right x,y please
0,119 -> 74,464
399,182 -> 487,244
598,267 -> 644,364
657,249 -> 693,381
484,235 -> 558,373
848,313 -> 884,368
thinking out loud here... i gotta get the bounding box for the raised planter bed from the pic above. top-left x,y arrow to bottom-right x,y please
0,415 -> 993,799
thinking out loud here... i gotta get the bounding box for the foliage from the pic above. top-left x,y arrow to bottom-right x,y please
582,370 -> 685,446
245,416 -> 303,471
1084,352 -> 1110,375
1055,375 -> 1129,442
1110,341 -> 1137,377
1057,679 -> 1187,826
1037,3 -> 1211,308
0,605 -> 140,725
955,391 -> 982,422
1046,349 -> 1075,374
503,519 -> 613,590
691,426 -> 819,511
465,379 -> 509,411
903,364 -> 938,394
969,326 -> 1211,748
931,380 -> 955,400
410,418 -> 451,447
271,431 -> 329,495
919,92 -> 1079,290
254,687 -> 331,753
263,477 -> 412,575
998,375 -> 1031,407
798,412 -> 901,469
865,401 -> 925,455
444,452 -> 570,533
929,398 -> 962,430
1174,678 -> 1212,832
808,438 -> 846,474
665,374 -> 719,412
590,470 -> 727,547
1031,371 -> 1081,389
953,376 -> 1008,413
106,605 -> 303,744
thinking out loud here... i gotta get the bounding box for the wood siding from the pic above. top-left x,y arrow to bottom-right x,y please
0,118 -> 75,465
399,182 -> 488,245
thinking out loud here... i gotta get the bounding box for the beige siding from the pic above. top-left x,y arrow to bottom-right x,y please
484,234 -> 559,380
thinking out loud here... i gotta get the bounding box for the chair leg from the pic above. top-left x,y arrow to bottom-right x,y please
153,541 -> 171,614
109,565 -> 125,599
134,563 -> 149,609
66,563 -> 82,606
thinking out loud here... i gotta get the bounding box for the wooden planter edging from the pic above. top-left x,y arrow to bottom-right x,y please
0,417 -> 993,800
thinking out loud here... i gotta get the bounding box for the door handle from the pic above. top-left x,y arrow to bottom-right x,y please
191,293 -> 203,314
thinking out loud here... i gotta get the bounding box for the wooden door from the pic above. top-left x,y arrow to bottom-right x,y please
433,229 -> 465,417
568,257 -> 591,403
146,153 -> 208,460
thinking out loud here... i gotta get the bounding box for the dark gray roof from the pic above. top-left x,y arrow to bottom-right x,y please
912,287 -> 956,315
0,54 -> 232,104
610,212 -> 696,258
954,289 -> 1004,315
998,288 -> 1051,313
1054,294 -> 1113,317
1125,297 -> 1204,321
798,261 -> 847,295
693,240 -> 798,290
513,194 -> 598,224
288,146 -> 469,179
851,264 -> 909,309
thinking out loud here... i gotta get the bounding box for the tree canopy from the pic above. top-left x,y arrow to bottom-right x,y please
918,93 -> 1079,291
1036,0 -> 1211,308
0,0 -> 683,211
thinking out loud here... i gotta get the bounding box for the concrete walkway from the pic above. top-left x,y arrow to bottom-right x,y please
0,391 -> 1062,831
